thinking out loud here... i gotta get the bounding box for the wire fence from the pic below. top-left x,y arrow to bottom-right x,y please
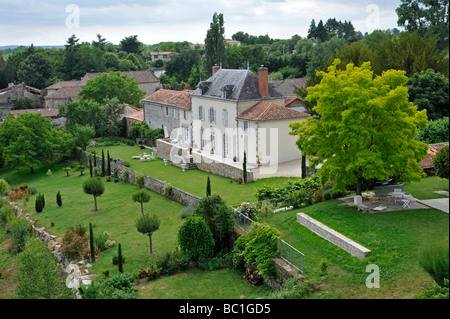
233,209 -> 305,274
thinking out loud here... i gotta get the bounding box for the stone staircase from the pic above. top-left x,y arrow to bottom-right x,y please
182,156 -> 197,170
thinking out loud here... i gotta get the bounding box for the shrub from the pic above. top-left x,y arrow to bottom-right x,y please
178,216 -> 215,260
9,216 -> 30,252
121,169 -> 129,183
134,171 -> 144,188
180,205 -> 196,219
135,259 -> 161,281
56,191 -> 62,207
414,279 -> 449,299
74,222 -> 87,237
60,227 -> 88,260
163,182 -> 172,198
236,203 -> 259,220
198,255 -> 225,271
0,202 -> 14,224
194,195 -> 234,252
0,178 -> 10,196
232,222 -> 281,279
419,239 -> 449,287
79,272 -> 137,299
95,230 -> 116,251
267,278 -> 313,299
433,144 -> 449,179
319,258 -> 328,275
156,250 -> 190,276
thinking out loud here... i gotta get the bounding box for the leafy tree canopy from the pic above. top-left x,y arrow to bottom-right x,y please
290,59 -> 429,195
0,113 -> 74,172
79,71 -> 145,107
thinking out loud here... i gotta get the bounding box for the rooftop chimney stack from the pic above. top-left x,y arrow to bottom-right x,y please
212,64 -> 220,75
258,66 -> 269,97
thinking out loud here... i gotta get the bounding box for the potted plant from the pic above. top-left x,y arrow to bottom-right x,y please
233,156 -> 237,162
189,147 -> 192,155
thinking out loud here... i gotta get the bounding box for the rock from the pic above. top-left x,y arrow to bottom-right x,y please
66,275 -> 80,289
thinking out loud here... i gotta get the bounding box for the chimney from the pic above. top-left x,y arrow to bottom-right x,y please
258,66 -> 269,97
212,64 -> 220,75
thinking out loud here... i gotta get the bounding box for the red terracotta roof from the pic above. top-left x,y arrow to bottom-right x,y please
237,102 -> 310,122
124,109 -> 144,122
420,142 -> 449,169
141,89 -> 192,110
285,96 -> 304,107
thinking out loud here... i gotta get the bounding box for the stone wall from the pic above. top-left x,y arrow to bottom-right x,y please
9,202 -> 93,299
156,139 -> 254,182
79,150 -> 201,207
296,213 -> 371,259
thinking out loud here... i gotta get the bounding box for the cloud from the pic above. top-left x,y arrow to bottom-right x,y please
0,0 -> 402,45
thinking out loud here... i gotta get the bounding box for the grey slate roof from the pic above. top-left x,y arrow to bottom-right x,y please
191,69 -> 283,101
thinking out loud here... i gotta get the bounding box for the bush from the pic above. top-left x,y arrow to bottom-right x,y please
414,279 -> 449,299
95,231 -> 116,251
232,222 -> 281,279
194,195 -> 235,252
255,174 -> 321,202
9,216 -> 30,253
79,272 -> 137,299
178,216 -> 215,260
163,182 -> 172,198
60,227 -> 88,260
433,144 -> 449,179
180,205 -> 196,219
156,250 -> 190,276
419,239 -> 449,287
267,278 -> 313,299
198,255 -> 225,271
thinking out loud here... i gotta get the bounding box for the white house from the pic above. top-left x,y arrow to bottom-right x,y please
142,66 -> 310,171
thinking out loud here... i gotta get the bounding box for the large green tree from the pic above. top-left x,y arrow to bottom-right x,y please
204,12 -> 226,74
396,0 -> 449,49
16,53 -> 53,88
405,69 -> 449,120
290,59 -> 429,195
79,71 -> 145,107
0,113 -> 74,173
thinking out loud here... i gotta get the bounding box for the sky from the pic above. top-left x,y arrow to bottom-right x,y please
0,0 -> 403,46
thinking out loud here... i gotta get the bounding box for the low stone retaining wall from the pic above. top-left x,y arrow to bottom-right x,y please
156,139 -> 254,182
296,213 -> 371,259
79,150 -> 201,207
10,202 -> 94,299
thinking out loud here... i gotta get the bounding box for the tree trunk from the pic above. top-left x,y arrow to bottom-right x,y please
140,202 -> 144,216
356,178 -> 363,196
94,195 -> 98,211
149,234 -> 153,254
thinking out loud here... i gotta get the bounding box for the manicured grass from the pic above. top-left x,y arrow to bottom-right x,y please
264,199 -> 449,298
404,176 -> 449,200
137,268 -> 271,299
90,143 -> 295,205
0,162 -> 270,299
1,161 -> 185,276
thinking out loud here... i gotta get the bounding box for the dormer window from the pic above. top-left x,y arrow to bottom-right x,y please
220,84 -> 234,99
198,81 -> 211,95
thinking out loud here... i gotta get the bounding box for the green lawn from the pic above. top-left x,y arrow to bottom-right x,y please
404,176 -> 449,199
90,142 -> 294,205
264,199 -> 449,298
0,162 -> 271,299
137,268 -> 271,299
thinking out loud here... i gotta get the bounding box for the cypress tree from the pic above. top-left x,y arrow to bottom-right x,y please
106,151 -> 111,177
40,193 -> 45,209
101,149 -> 105,177
118,243 -> 123,273
35,194 -> 43,213
56,191 -> 62,207
89,156 -> 93,177
93,151 -> 97,167
206,176 -> 211,197
243,151 -> 247,184
89,222 -> 95,262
